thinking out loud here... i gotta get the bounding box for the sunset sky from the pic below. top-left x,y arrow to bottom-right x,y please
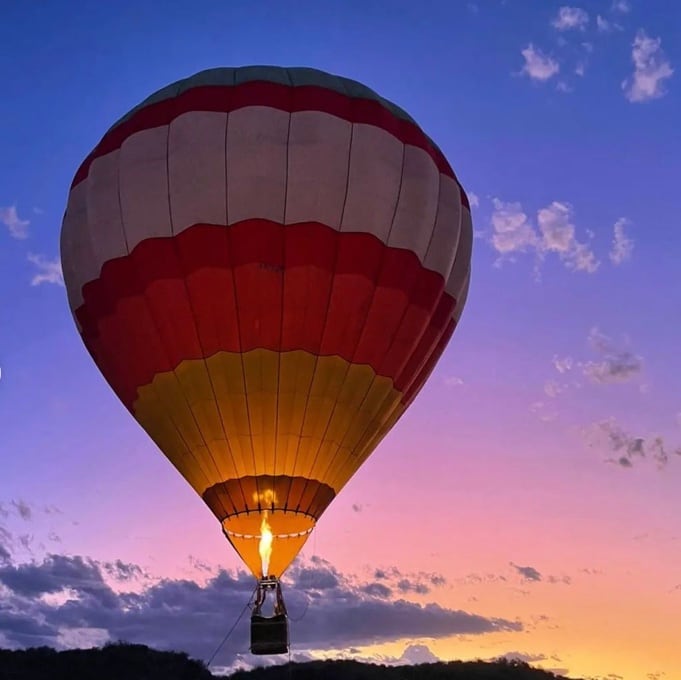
1,2 -> 680,679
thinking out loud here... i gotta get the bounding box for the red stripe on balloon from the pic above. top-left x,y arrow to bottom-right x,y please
402,317 -> 457,406
75,221 -> 458,409
70,81 -> 469,210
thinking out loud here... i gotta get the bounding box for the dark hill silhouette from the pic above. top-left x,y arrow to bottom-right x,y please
0,642 -> 211,680
230,659 -> 575,680
0,643 -> 578,680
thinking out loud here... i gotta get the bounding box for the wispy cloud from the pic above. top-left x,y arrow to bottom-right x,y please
612,0 -> 630,12
468,192 -> 480,208
552,328 -> 642,389
27,254 -> 64,287
622,30 -> 673,103
540,330 -> 643,423
0,205 -> 30,240
537,202 -> 599,273
529,400 -> 558,423
583,418 -> 681,469
490,199 -> 537,255
444,375 -> 464,387
581,327 -> 642,385
520,45 -> 560,81
11,501 -> 32,521
596,15 -> 622,32
552,7 -> 589,31
553,356 -> 574,374
609,218 -> 634,265
510,563 -> 542,582
497,651 -> 550,664
489,199 -> 598,274
544,380 -> 566,398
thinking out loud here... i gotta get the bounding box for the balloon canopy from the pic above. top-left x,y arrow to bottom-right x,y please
60,66 -> 472,579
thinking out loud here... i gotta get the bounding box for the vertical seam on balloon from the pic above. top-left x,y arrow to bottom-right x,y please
163,108 -> 232,521
382,187 -> 466,409
274,70 -> 294,518
310,139 -> 411,499
422,173 -> 446,267
286,87 -> 356,512
306,123 -> 408,488
397,204 -> 469,403
217,101 -> 248,508
230,68 -> 261,514
225,86 -> 260,517
291,92 -> 364,502
278,70 -> 298,512
300,109 -> 409,511
294,123 -> 368,504
325,168 -> 447,492
112,115 -> 214,494
167,114 -> 238,518
219,76 -> 250,516
232,85 -> 264,514
401,316 -> 457,410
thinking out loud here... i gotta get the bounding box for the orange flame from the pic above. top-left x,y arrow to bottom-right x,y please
258,513 -> 274,578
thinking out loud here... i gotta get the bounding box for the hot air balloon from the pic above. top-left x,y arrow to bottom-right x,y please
60,66 -> 472,654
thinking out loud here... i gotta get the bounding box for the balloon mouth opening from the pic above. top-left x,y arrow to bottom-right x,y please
221,511 -> 316,579
223,527 -> 314,540
220,509 -> 317,533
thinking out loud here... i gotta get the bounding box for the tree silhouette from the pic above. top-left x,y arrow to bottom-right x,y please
0,644 -> 578,680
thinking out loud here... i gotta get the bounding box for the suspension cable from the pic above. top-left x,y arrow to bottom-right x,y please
206,584 -> 258,669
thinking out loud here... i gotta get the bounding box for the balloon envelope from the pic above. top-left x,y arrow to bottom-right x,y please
60,66 -> 472,579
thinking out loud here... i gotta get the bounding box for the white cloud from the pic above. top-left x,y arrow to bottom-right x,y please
27,253 -> 64,287
537,201 -> 599,273
611,0 -> 630,12
609,218 -> 634,264
553,356 -> 574,374
468,192 -> 480,208
587,327 -> 611,353
444,376 -> 464,387
0,205 -> 30,239
622,30 -> 673,103
573,42 -> 592,77
552,7 -> 589,31
529,401 -> 558,422
490,199 -> 537,254
399,644 -> 440,665
520,44 -> 560,81
489,200 -> 598,273
544,380 -> 565,398
596,15 -> 623,32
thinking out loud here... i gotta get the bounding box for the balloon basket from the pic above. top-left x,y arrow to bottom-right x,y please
250,577 -> 289,655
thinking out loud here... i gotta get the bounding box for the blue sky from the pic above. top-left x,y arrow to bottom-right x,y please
1,2 -> 680,678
